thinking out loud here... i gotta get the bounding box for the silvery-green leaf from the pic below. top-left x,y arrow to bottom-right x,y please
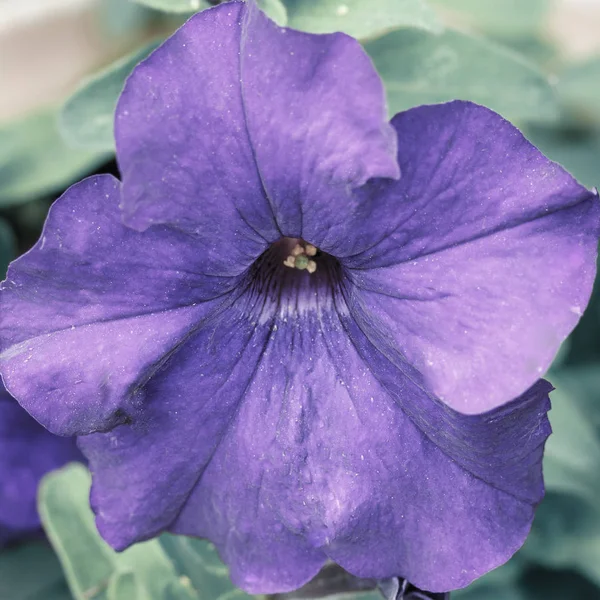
522,493 -> 600,588
106,571 -> 147,600
430,0 -> 549,37
0,111 -> 108,206
366,28 -> 558,123
60,42 -> 160,152
284,0 -> 441,39
130,0 -> 207,13
543,369 -> 600,503
558,58 -> 600,122
160,536 -> 251,600
38,464 -> 194,600
101,0 -> 154,37
519,368 -> 600,586
499,36 -> 557,70
130,0 -> 287,23
258,0 -> 287,25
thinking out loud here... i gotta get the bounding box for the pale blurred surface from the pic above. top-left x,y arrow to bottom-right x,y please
0,0 -> 143,123
550,0 -> 600,58
0,0 -> 600,122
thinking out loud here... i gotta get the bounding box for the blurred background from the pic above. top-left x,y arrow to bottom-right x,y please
1,1 -> 600,599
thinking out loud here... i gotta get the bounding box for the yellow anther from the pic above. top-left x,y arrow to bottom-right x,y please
305,244 -> 317,257
283,256 -> 296,268
306,260 -> 317,274
291,244 -> 304,257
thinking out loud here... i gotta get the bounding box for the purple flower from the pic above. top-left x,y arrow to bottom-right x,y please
0,383 -> 81,547
0,0 -> 598,593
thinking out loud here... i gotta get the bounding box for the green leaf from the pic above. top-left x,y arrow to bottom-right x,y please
63,2 -> 437,154
160,535 -> 251,600
130,0 -> 286,23
100,0 -> 154,37
0,111 -> 109,207
106,571 -> 147,600
130,0 -> 208,13
0,542 -> 71,600
558,58 -> 600,123
284,0 -> 441,39
521,493 -> 600,589
498,36 -> 557,71
38,463 -> 196,600
130,0 -> 434,35
543,369 -> 600,503
517,368 -> 600,586
60,42 -> 161,152
365,28 -> 558,123
258,0 -> 287,26
430,0 -> 550,37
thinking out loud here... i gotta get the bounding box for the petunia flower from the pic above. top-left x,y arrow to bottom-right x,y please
0,382 -> 81,547
0,0 -> 598,593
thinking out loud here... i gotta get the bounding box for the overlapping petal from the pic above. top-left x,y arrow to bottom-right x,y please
79,300 -> 273,548
0,384 -> 81,545
81,291 -> 550,592
0,175 -> 233,435
346,101 -> 599,413
116,1 -> 398,251
238,1 -> 399,239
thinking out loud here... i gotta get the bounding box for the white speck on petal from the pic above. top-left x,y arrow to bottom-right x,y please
570,305 -> 583,316
336,4 -> 349,16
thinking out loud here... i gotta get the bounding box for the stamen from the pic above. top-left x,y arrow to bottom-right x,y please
282,240 -> 319,274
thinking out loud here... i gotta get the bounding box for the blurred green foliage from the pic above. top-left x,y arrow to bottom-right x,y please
366,28 -> 558,122
430,0 -> 550,38
0,219 -> 16,277
1,0 -> 600,599
0,543 -> 71,600
0,112 -> 109,207
38,465 -> 197,600
60,43 -> 161,153
281,0 -> 441,38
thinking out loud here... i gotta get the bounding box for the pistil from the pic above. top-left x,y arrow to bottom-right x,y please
283,241 -> 318,274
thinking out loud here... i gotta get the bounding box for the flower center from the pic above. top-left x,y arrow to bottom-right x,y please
282,240 -> 318,274
243,237 -> 345,320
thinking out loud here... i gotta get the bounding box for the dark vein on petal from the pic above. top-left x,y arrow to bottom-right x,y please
334,284 -> 541,505
348,188 -> 597,271
238,6 -> 284,239
167,315 -> 280,529
0,294 -> 233,361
